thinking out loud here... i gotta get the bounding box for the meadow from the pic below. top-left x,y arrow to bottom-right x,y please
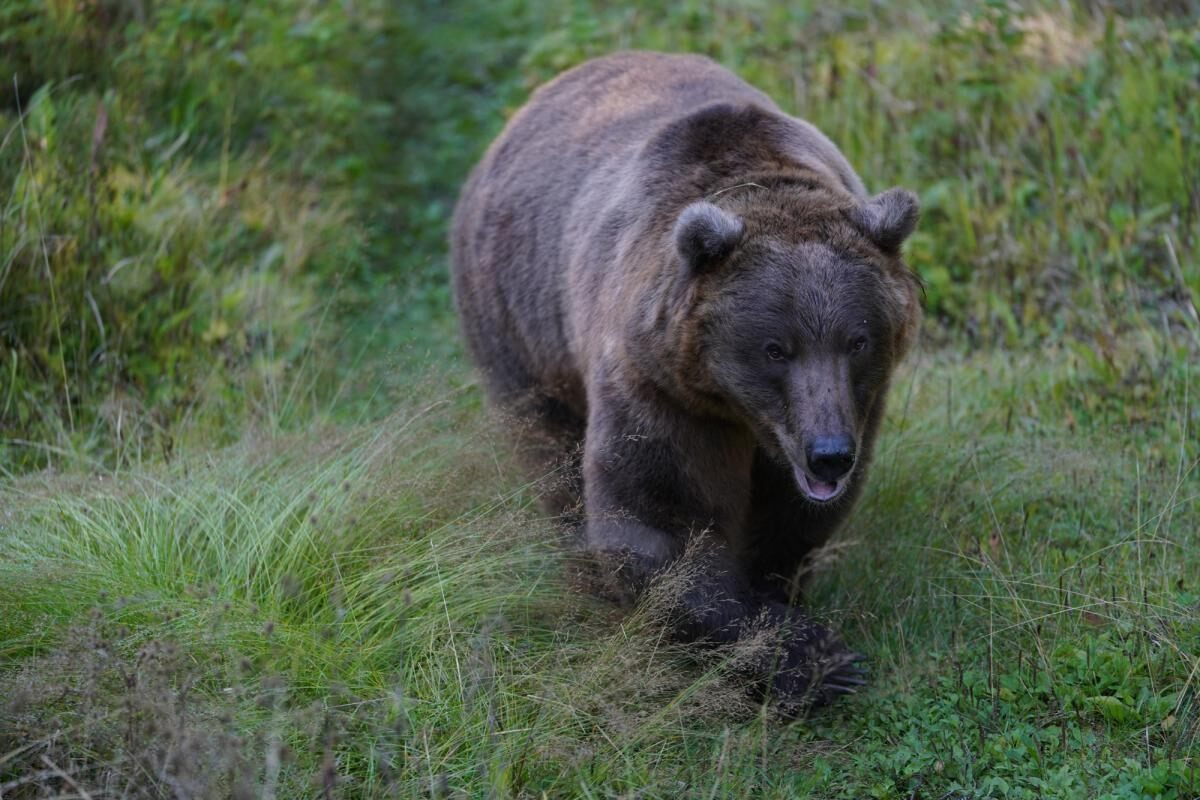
1,1 -> 1198,797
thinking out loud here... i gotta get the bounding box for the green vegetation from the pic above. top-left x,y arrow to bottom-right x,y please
2,1 -> 1198,797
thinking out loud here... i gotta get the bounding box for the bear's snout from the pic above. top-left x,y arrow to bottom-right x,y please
793,433 -> 857,502
805,434 -> 856,483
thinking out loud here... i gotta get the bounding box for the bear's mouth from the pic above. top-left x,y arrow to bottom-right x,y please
794,466 -> 848,503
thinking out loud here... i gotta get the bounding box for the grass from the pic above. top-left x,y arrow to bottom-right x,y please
0,0 -> 388,471
3,350 -> 1197,797
2,0 -> 1200,797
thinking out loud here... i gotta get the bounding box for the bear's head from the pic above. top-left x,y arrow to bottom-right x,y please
672,185 -> 922,504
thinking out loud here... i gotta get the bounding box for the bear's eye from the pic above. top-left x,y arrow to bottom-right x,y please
851,336 -> 868,354
765,342 -> 786,362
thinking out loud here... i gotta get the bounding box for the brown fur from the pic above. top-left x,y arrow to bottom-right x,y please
451,52 -> 922,711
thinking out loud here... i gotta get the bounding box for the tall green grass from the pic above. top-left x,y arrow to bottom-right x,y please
3,350 -> 1197,797
0,0 -> 390,471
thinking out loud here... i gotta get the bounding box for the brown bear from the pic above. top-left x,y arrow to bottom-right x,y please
450,51 -> 922,711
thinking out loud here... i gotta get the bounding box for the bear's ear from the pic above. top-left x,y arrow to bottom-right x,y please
674,201 -> 744,273
847,188 -> 919,254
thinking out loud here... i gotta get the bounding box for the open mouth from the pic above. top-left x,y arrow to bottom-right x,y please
794,467 -> 848,503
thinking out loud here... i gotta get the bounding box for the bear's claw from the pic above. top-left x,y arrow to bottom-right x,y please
820,656 -> 868,694
771,636 -> 869,715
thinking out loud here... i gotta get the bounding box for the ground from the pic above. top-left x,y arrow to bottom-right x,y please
1,1 -> 1198,798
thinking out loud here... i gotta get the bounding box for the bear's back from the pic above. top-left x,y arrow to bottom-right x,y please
450,52 -> 865,410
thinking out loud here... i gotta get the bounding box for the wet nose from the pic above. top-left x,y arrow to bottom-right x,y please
806,435 -> 856,482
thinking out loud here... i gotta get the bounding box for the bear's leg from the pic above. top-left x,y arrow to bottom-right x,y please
745,447 -> 856,604
584,513 -> 866,712
582,396 -> 865,711
506,390 -> 586,521
480,357 -> 588,520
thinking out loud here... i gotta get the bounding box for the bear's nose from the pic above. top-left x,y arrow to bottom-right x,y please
806,435 -> 856,482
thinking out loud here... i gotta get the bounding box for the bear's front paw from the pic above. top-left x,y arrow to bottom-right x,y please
770,626 -> 867,715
